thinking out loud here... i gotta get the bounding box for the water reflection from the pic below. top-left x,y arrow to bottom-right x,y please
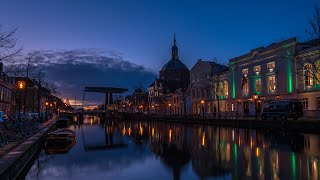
25,116 -> 320,180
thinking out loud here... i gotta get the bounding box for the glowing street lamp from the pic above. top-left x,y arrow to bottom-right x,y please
18,81 -> 26,90
17,81 -> 26,122
253,94 -> 259,119
45,101 -> 49,121
200,100 -> 205,119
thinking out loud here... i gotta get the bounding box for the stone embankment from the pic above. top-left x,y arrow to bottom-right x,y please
0,117 -> 57,180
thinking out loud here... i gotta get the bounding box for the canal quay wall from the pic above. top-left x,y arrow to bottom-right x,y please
124,114 -> 320,134
0,118 -> 57,180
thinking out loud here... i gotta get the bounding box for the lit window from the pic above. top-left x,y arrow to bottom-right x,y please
268,75 -> 276,93
255,79 -> 261,94
242,69 -> 249,96
304,63 -> 314,87
254,65 -> 261,75
242,68 -> 248,77
207,102 -> 211,113
219,82 -> 224,97
267,62 -> 275,72
223,81 -> 228,98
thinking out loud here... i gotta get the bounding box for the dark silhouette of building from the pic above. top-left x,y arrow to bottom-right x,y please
148,34 -> 190,115
159,34 -> 190,93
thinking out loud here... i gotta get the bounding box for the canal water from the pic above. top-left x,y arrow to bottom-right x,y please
24,115 -> 320,180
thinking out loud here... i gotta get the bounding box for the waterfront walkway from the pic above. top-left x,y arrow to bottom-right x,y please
0,115 -> 57,157
0,115 -> 58,180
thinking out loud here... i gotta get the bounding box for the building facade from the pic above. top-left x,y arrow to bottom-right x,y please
0,67 -> 16,117
131,88 -> 148,113
189,59 -> 229,117
228,38 -> 320,117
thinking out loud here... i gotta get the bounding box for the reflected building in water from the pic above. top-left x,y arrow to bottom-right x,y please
71,116 -> 320,180
117,120 -> 320,180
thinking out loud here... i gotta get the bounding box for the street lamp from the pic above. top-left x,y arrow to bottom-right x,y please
253,94 -> 259,119
201,100 -> 205,119
45,101 -> 49,121
168,103 -> 171,115
17,81 -> 26,122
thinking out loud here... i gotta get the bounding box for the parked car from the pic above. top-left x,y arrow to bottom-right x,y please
261,100 -> 303,120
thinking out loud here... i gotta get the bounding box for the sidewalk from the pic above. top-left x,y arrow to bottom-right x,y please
0,115 -> 57,158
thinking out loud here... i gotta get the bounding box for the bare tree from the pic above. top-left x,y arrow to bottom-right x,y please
33,67 -> 46,119
306,4 -> 320,41
0,25 -> 21,62
294,4 -> 320,86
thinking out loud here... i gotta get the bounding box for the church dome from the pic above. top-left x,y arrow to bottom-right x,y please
161,59 -> 189,71
161,34 -> 189,72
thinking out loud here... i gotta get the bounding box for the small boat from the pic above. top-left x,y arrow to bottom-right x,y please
46,128 -> 75,140
44,129 -> 76,154
44,139 -> 76,154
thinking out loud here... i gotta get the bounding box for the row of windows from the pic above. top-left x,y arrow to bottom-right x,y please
192,102 -> 230,114
242,62 -> 275,77
300,97 -> 320,110
242,75 -> 276,96
173,96 -> 182,104
191,73 -> 212,83
304,63 -> 320,87
192,82 -> 229,99
0,86 -> 13,102
169,106 -> 184,115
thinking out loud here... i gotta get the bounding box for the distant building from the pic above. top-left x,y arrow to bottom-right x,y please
164,88 -> 187,116
132,88 -> 148,113
159,34 -> 190,93
189,59 -> 229,117
0,63 -> 16,117
148,34 -> 190,115
148,79 -> 165,114
15,77 -> 41,113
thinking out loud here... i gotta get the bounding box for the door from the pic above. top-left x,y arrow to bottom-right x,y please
257,102 -> 262,114
243,102 -> 249,115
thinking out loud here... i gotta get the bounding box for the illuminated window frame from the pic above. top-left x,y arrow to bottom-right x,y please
267,62 -> 275,72
268,75 -> 276,94
304,63 -> 314,88
254,65 -> 261,75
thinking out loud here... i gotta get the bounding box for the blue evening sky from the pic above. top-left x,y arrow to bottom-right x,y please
0,0 -> 316,70
0,0 -> 317,104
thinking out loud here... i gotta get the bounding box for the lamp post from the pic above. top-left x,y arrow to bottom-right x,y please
201,100 -> 205,119
17,81 -> 26,122
45,102 -> 49,121
253,94 -> 259,119
168,103 -> 171,115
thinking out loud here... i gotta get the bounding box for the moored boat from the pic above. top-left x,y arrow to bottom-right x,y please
44,129 -> 76,154
46,128 -> 75,140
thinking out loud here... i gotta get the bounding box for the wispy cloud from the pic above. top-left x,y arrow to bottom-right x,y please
14,49 -> 157,105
